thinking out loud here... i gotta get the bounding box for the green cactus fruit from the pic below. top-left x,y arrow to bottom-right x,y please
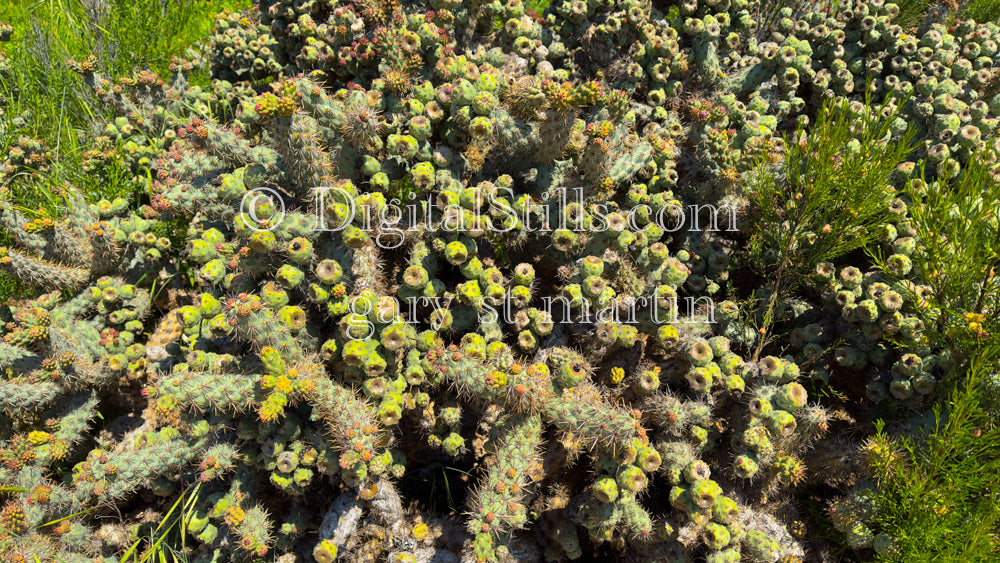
759,356 -> 785,382
686,366 -> 715,392
768,410 -> 797,437
743,529 -> 780,562
733,455 -> 760,479
713,496 -> 740,524
286,237 -> 313,264
616,465 -> 649,493
635,446 -> 662,473
513,263 -> 535,286
314,539 -> 338,563
580,255 -> 604,277
688,339 -> 714,367
684,460 -> 712,483
704,522 -> 732,549
546,347 -> 591,389
773,382 -> 808,411
593,476 -> 620,503
690,479 -> 722,509
277,264 -> 305,287
316,260 -> 343,284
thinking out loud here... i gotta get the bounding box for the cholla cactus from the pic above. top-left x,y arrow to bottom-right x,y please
7,0 -> 1000,560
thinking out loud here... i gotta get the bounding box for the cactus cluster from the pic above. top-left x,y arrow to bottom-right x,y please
2,0 -> 1000,561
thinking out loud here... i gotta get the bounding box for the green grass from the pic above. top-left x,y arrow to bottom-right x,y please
118,481 -> 202,563
0,0 -> 249,206
754,0 -> 1000,35
1,0 -> 247,76
867,347 -> 1000,561
964,2 -> 1000,23
0,0 -> 249,300
887,0 -> 1000,29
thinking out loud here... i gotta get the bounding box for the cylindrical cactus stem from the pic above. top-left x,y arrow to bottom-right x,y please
0,342 -> 37,371
617,492 -> 655,540
146,359 -> 257,415
232,505 -> 274,557
301,365 -> 386,487
0,247 -> 90,289
267,110 -> 333,197
50,392 -> 100,446
52,224 -> 95,268
202,123 -> 277,168
235,299 -> 314,353
536,109 -> 576,164
351,240 -> 384,294
424,346 -> 507,404
0,201 -> 49,250
467,414 -> 544,539
71,422 -> 212,502
542,384 -> 649,456
0,379 -> 63,413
